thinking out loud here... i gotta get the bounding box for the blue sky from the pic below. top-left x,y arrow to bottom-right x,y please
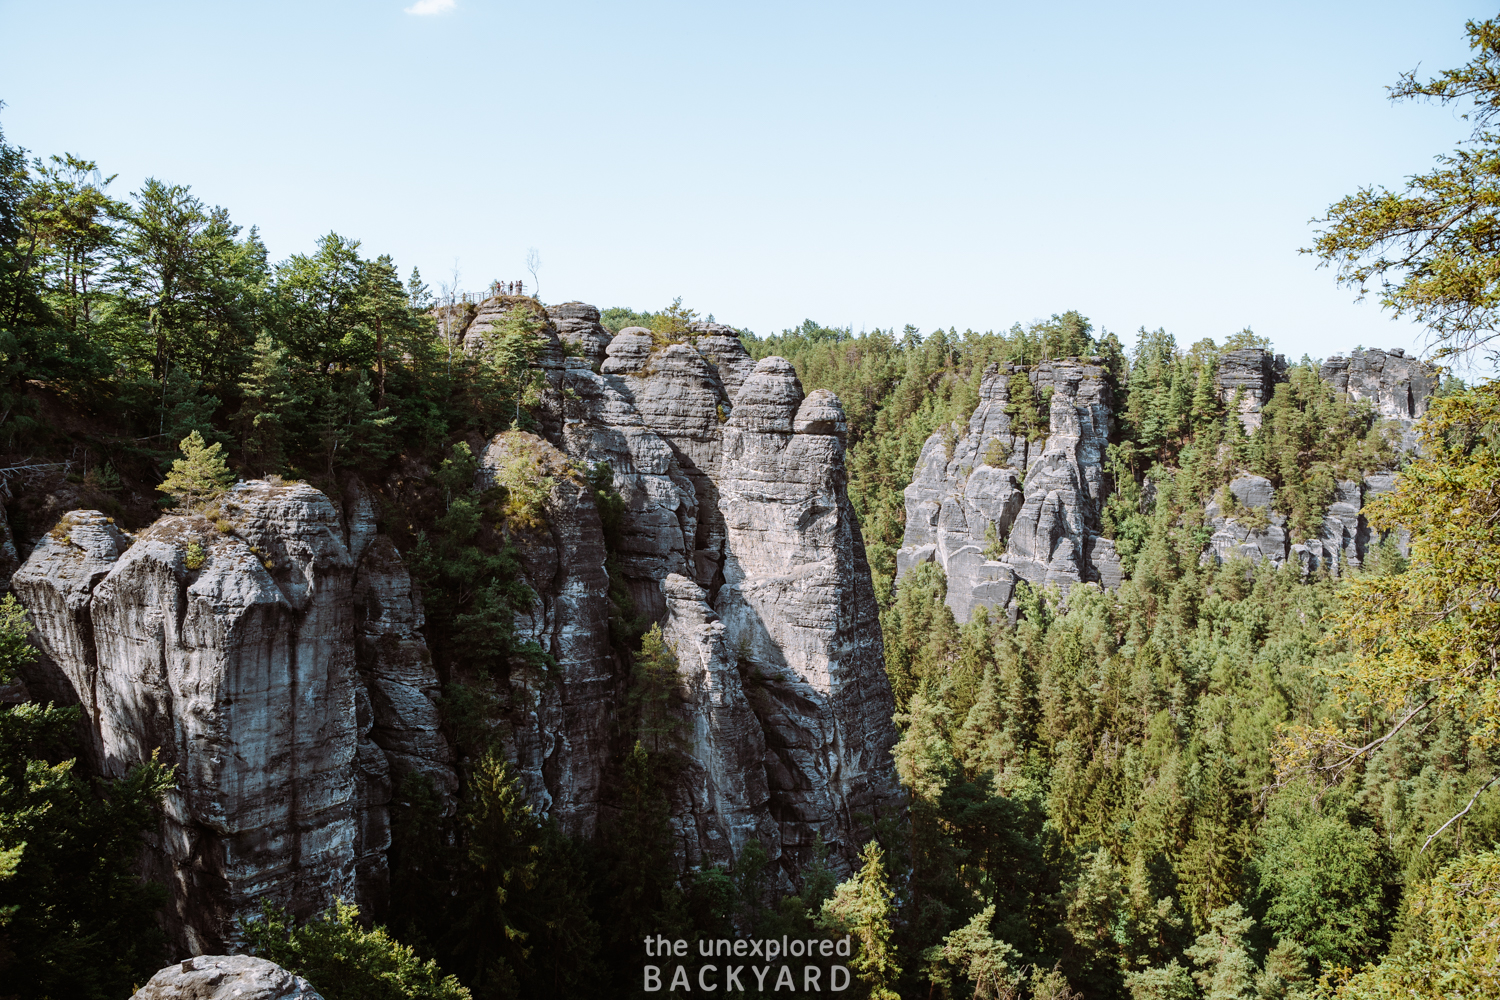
0,1 -> 1492,364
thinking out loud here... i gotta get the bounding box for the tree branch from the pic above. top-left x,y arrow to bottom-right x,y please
1423,772 -> 1500,852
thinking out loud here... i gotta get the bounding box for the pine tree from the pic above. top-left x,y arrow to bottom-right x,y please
157,429 -> 236,508
821,841 -> 903,1000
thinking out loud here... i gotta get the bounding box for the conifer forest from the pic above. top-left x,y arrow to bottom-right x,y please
2,11 -> 1500,1000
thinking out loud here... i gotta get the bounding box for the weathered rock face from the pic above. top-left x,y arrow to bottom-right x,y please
547,301 -> 613,369
1320,348 -> 1435,421
131,954 -> 324,999
1216,349 -> 1288,433
1202,474 -> 1289,568
561,354 -> 698,624
86,484 -> 362,954
15,311 -> 899,944
715,358 -> 901,866
692,323 -> 757,402
661,573 -> 774,867
13,482 -> 456,955
1196,349 -> 1436,572
478,432 -> 617,837
898,346 -> 1441,618
548,334 -> 901,871
1321,348 -> 1437,450
10,510 -> 132,764
895,360 -> 1116,622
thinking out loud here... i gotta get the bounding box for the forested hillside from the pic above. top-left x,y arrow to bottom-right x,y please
3,17 -> 1500,998
736,315 -> 1498,998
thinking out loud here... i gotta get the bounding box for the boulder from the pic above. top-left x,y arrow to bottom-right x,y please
130,954 -> 323,999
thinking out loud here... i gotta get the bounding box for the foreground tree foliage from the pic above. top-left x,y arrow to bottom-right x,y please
1309,14 -> 1500,361
245,900 -> 472,1000
0,595 -> 174,1000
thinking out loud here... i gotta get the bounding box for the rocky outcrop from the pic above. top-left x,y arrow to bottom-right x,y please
1216,349 -> 1288,433
1290,480 -> 1362,576
550,335 -> 899,870
1200,473 -> 1412,576
898,345 -> 1440,612
562,351 -> 698,624
1202,475 -> 1289,568
895,360 -> 1116,621
84,483 -> 363,954
692,323 -> 757,402
1358,472 -> 1411,559
1321,348 -> 1437,449
15,311 -> 898,946
12,482 -> 456,955
661,573 -> 774,867
10,510 -> 132,764
715,358 -> 901,866
352,536 -> 455,812
547,301 -> 613,369
131,955 -> 323,999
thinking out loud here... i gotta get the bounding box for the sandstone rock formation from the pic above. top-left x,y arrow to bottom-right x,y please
10,510 -> 132,765
552,337 -> 901,871
1199,473 -> 1411,575
477,431 -> 616,836
661,572 -> 774,866
547,301 -> 613,369
1202,474 -> 1289,568
12,310 -> 899,949
12,482 -> 456,955
131,954 -> 323,999
898,346 -> 1439,621
714,358 -> 901,867
895,360 -> 1118,621
1320,347 -> 1437,449
1216,348 -> 1288,433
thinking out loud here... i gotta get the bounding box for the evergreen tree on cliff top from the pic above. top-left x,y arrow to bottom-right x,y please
157,429 -> 236,507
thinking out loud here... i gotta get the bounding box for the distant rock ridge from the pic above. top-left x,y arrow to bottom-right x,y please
898,346 -> 1437,623
896,359 -> 1121,622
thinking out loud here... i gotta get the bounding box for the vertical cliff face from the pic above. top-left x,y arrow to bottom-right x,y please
11,511 -> 131,765
715,360 -> 901,866
12,482 -> 457,954
660,573 -> 774,867
548,336 -> 901,871
1216,348 -> 1288,433
477,431 -> 616,836
1320,347 -> 1437,450
80,484 -> 361,954
894,360 -> 1119,622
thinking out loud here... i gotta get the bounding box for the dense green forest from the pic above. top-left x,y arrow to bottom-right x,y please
4,15 -> 1500,1000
